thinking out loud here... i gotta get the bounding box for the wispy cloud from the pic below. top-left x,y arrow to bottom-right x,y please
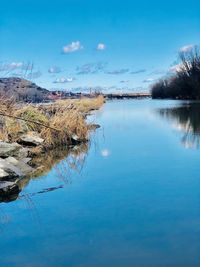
53,77 -> 75,83
130,69 -> 146,74
150,69 -> 166,75
97,43 -> 106,50
48,66 -> 61,73
179,44 -> 194,53
105,68 -> 129,75
27,71 -> 42,79
62,41 -> 83,54
0,62 -> 36,74
119,80 -> 129,83
0,62 -> 24,72
143,78 -> 156,83
76,62 -> 107,75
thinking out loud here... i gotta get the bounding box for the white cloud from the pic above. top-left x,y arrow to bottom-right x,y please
169,62 -> 191,73
0,62 -> 24,72
9,62 -> 24,69
179,44 -> 194,53
62,41 -> 83,54
97,43 -> 106,50
53,77 -> 75,83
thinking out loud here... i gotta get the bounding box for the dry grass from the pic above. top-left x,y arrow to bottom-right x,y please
41,95 -> 105,115
0,95 -> 104,148
41,109 -> 88,148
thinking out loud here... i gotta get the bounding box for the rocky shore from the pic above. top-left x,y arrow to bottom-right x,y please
0,132 -> 45,200
0,94 -> 104,202
0,130 -> 95,202
0,124 -> 99,201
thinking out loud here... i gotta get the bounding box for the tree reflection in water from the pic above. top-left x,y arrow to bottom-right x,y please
158,102 -> 200,149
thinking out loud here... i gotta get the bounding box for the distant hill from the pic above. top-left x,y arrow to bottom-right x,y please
0,77 -> 49,102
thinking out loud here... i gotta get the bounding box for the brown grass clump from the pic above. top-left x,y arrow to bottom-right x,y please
71,95 -> 105,113
42,95 -> 105,115
41,109 -> 88,148
0,96 -> 104,147
15,106 -> 48,132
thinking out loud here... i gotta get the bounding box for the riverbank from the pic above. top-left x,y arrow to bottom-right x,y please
0,96 -> 104,200
151,46 -> 200,100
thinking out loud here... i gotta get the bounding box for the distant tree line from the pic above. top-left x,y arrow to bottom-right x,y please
151,46 -> 200,99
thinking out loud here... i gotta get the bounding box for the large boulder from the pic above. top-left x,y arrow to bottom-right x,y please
0,157 -> 34,180
0,142 -> 21,158
0,168 -> 10,179
5,157 -> 34,176
17,147 -> 29,159
17,132 -> 44,147
0,158 -> 22,179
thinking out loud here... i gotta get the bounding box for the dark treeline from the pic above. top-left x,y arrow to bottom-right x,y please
151,46 -> 200,99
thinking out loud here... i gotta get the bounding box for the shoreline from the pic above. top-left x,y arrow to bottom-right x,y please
0,96 -> 104,202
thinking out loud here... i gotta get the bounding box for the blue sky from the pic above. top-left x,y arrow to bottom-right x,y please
0,0 -> 200,92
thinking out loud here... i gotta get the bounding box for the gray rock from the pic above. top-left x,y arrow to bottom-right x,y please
21,158 -> 32,164
0,181 -> 15,189
17,147 -> 29,159
0,168 -> 9,179
5,157 -> 34,176
0,157 -> 34,179
71,134 -> 79,141
0,158 -> 22,178
71,134 -> 86,144
0,142 -> 21,158
18,132 -> 44,147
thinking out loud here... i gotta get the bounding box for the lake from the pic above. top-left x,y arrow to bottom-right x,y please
0,99 -> 200,267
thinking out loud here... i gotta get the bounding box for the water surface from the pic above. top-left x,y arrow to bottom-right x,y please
0,100 -> 200,267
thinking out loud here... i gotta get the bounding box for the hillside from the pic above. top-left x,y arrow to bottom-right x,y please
0,77 -> 49,102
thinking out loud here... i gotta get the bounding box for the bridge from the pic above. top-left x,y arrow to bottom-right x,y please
103,92 -> 151,99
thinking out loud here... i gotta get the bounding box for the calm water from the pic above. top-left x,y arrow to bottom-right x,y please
0,100 -> 200,267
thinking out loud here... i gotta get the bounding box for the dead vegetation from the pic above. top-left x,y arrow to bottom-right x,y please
40,95 -> 105,115
0,95 -> 104,149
